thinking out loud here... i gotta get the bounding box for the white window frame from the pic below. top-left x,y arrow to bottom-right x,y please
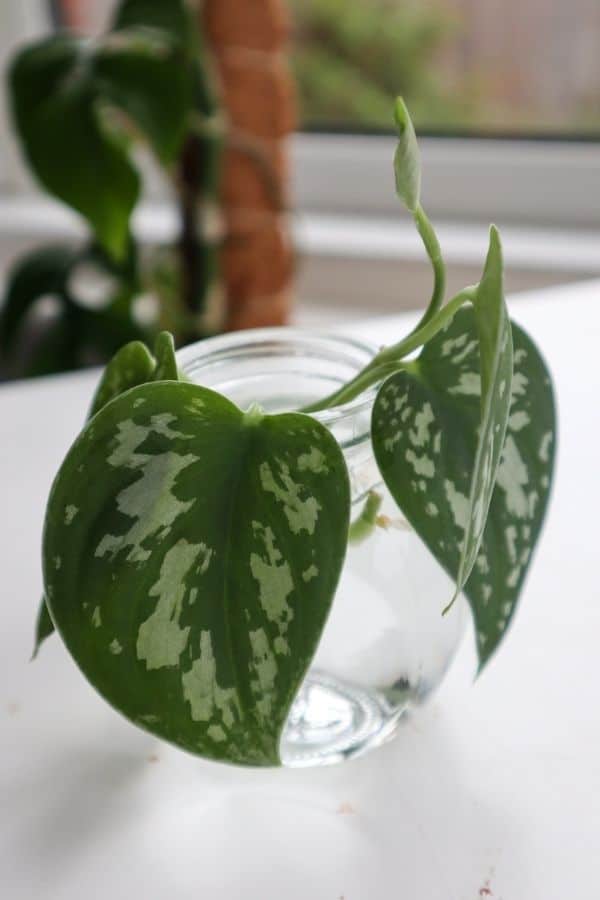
0,3 -> 598,289
292,133 -> 600,230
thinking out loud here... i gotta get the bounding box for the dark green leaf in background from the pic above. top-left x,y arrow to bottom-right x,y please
9,10 -> 193,259
112,0 -> 190,40
95,26 -> 193,164
43,383 -> 350,764
0,245 -> 77,356
10,36 -> 139,261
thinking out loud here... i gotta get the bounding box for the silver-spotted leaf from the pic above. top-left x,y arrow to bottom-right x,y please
43,382 -> 350,764
455,227 -> 513,606
372,307 -> 555,668
35,333 -> 180,656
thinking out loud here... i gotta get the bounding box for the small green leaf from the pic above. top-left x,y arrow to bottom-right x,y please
43,383 -> 350,764
89,340 -> 156,417
152,331 -> 178,381
372,306 -> 555,668
393,96 -> 421,213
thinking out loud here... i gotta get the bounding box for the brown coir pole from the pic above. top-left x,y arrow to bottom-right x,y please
201,0 -> 296,330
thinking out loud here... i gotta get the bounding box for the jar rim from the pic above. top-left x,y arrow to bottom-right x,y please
175,326 -> 381,427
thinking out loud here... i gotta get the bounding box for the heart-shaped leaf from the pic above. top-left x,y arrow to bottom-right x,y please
10,36 -> 139,261
372,306 -> 555,668
43,383 -> 350,764
34,333 -> 181,656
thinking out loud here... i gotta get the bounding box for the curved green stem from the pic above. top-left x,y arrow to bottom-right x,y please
302,286 -> 477,414
412,203 -> 445,331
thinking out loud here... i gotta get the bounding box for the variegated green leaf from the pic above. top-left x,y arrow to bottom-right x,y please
34,332 -> 181,656
43,383 -> 350,764
372,306 -> 555,667
89,340 -> 156,418
151,331 -> 178,382
454,227 -> 513,607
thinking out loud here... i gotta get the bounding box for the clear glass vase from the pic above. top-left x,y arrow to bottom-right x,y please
177,328 -> 467,767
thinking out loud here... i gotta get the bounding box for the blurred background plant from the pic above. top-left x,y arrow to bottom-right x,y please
0,0 -> 598,379
289,0 -> 473,130
0,0 -> 295,379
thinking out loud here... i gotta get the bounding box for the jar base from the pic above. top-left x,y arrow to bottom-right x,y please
280,670 -> 408,768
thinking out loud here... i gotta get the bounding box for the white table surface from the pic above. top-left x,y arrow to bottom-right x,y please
2,279 -> 599,900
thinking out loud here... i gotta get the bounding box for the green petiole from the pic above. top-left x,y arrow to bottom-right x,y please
302,285 -> 477,414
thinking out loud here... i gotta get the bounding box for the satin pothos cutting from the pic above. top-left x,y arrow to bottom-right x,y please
39,100 -> 556,765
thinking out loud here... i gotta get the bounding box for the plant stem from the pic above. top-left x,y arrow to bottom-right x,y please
348,491 -> 383,544
412,203 -> 445,330
177,133 -> 205,324
302,286 -> 477,413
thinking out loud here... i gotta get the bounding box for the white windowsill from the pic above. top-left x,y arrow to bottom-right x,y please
0,195 -> 598,276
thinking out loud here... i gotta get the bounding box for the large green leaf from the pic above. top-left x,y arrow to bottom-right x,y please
43,383 -> 350,764
9,20 -> 192,258
34,333 -> 180,656
372,306 -> 555,667
94,26 -> 192,164
10,36 -> 139,261
112,0 -> 190,39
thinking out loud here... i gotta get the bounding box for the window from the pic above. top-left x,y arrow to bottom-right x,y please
290,0 -> 600,137
1,1 -> 598,321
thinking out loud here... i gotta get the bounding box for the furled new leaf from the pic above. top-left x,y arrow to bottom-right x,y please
43,383 -> 350,764
393,97 -> 421,213
372,306 -> 555,667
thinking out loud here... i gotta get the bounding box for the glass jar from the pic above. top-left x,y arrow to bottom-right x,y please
177,328 -> 467,767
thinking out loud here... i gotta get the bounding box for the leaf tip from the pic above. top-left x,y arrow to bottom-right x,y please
154,330 -> 175,358
393,96 -> 409,135
243,402 -> 265,427
487,224 -> 502,260
441,590 -> 459,617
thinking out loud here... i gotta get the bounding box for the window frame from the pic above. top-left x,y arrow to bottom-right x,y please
291,132 -> 600,230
